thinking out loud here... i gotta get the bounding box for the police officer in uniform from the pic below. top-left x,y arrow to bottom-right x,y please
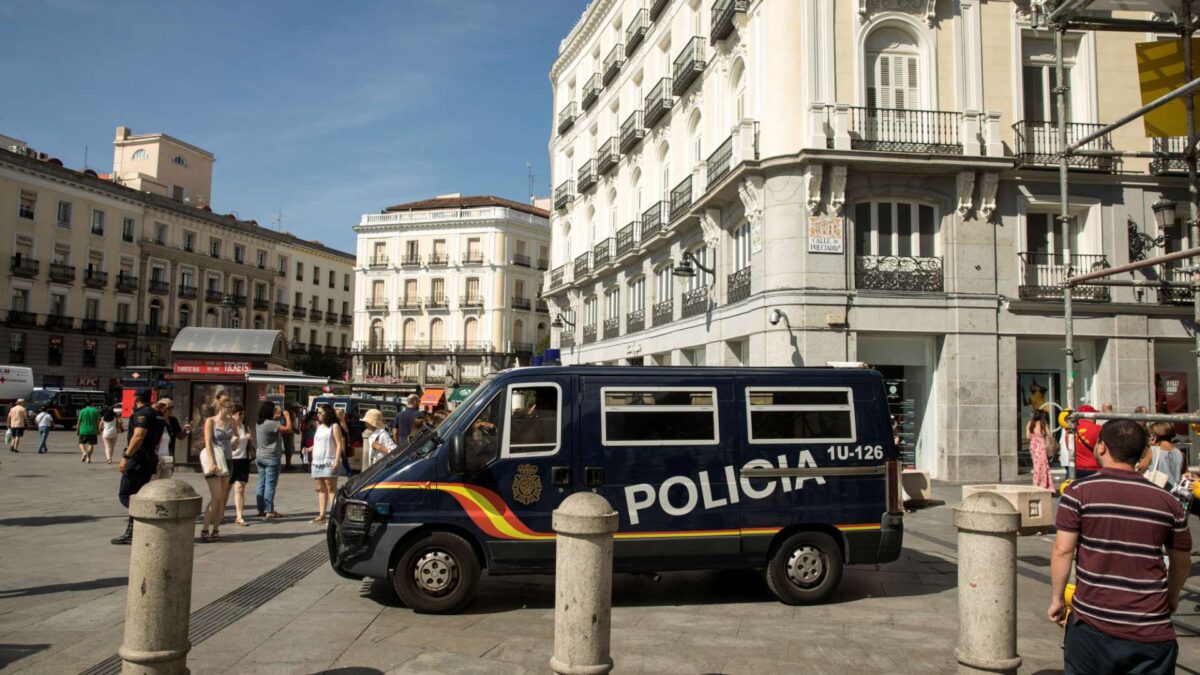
111,390 -> 165,545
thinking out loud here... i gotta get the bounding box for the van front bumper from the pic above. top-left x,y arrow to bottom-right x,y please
328,497 -> 424,580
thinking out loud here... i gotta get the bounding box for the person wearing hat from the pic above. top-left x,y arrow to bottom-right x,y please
1073,404 -> 1102,480
7,398 -> 28,453
363,408 -> 396,468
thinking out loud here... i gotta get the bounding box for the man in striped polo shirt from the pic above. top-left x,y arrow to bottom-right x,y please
1049,419 -> 1191,674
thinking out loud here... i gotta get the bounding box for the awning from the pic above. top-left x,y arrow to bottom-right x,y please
447,386 -> 476,404
420,388 -> 446,409
244,370 -> 331,387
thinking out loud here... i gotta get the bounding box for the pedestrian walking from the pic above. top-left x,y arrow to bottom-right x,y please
409,415 -> 427,442
1027,410 -> 1054,490
34,406 -> 54,454
392,394 -> 423,445
336,408 -> 355,477
309,405 -> 344,524
300,408 -> 319,470
281,405 -> 298,471
151,398 -> 189,479
362,409 -> 395,468
75,401 -> 100,463
1073,404 -> 1102,480
111,391 -> 164,545
1049,419 -> 1191,675
100,407 -> 123,463
7,398 -> 28,452
199,400 -> 234,543
228,404 -> 254,527
255,401 -> 292,519
1139,422 -> 1186,490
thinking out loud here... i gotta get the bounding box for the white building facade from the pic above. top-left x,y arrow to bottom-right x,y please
545,0 -> 1199,482
351,194 -> 552,393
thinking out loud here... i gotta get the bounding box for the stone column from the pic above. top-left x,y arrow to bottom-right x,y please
550,493 -> 619,675
119,479 -> 203,675
955,492 -> 1021,675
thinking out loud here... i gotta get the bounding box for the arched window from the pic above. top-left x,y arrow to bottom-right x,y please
179,304 -> 191,327
205,307 -> 218,328
230,311 -> 241,329
658,142 -> 671,203
429,318 -> 444,347
148,300 -> 163,330
729,59 -> 747,129
370,320 -> 385,349
464,317 -> 479,346
172,155 -> 188,167
688,110 -> 704,168
865,26 -> 921,111
587,205 -> 597,243
253,315 -> 264,330
536,321 -> 548,342
685,245 -> 711,291
402,319 -> 417,346
131,149 -> 149,161
631,168 -> 643,219
608,188 -> 618,236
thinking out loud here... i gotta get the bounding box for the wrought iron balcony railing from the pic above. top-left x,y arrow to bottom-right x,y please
626,308 -> 645,334
682,286 -> 709,318
1018,252 -> 1110,301
848,107 -> 963,154
6,310 -> 36,326
45,315 -> 74,330
537,258 -> 549,271
232,294 -> 248,308
578,159 -> 598,193
49,263 -> 75,283
1150,136 -> 1188,175
341,314 -> 352,326
325,311 -> 339,324
114,321 -> 138,336
670,176 -> 693,221
855,255 -> 944,292
401,254 -> 422,267
644,77 -> 674,128
309,308 -> 324,322
550,265 -> 565,289
537,299 -> 549,313
642,201 -> 667,239
603,44 -> 625,85
581,74 -> 601,110
616,222 -> 638,257
512,253 -> 531,268
10,256 -> 39,278
1013,121 -> 1117,171
626,9 -> 649,55
712,0 -> 748,43
673,37 -> 706,96
364,298 -> 389,311
583,324 -> 598,344
84,270 -> 109,288
652,299 -> 673,327
650,0 -> 670,20
178,284 -> 196,299
707,135 -> 734,186
574,252 -> 591,279
368,255 -> 389,268
554,180 -> 575,210
428,253 -> 449,266
274,302 -> 290,316
82,318 -> 106,332
148,279 -> 170,295
116,275 -> 139,292
512,296 -> 532,311
397,297 -> 422,310
560,330 -> 575,348
603,317 -> 620,339
558,101 -> 577,135
620,111 -> 647,153
593,238 -> 613,268
597,137 -> 620,176
1158,265 -> 1195,304
425,295 -> 449,309
727,266 -> 751,303
462,252 -> 485,265
206,289 -> 225,303
293,306 -> 308,318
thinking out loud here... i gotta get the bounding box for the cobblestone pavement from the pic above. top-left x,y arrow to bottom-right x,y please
1,431 -> 1199,673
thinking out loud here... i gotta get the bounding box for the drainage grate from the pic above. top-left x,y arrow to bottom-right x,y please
80,540 -> 328,675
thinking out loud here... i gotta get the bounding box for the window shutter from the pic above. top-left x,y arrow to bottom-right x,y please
878,56 -> 892,109
904,56 -> 919,110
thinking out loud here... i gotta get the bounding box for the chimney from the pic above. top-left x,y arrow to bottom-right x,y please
115,126 -> 131,141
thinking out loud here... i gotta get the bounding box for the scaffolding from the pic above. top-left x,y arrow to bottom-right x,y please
1029,0 -> 1200,436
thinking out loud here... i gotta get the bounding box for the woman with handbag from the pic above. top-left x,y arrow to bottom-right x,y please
200,400 -> 234,542
309,406 -> 344,524
1139,422 -> 1185,489
1027,410 -> 1054,490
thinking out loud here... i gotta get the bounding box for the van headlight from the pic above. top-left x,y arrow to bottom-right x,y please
343,500 -> 370,526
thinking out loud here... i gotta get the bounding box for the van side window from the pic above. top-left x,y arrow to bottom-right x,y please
746,388 -> 856,443
601,388 -> 718,445
503,384 -> 561,457
465,394 -> 504,471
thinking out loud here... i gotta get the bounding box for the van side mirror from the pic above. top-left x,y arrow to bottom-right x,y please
447,432 -> 465,475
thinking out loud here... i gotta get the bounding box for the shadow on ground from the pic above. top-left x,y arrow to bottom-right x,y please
0,514 -> 110,527
0,577 -> 127,599
0,643 -> 50,669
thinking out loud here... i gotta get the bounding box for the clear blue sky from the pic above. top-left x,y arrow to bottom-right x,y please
0,0 -> 587,252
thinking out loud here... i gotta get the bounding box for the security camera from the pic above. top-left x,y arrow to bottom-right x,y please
769,309 -> 784,326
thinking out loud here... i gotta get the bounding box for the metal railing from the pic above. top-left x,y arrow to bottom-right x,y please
428,253 -> 449,266
10,256 -> 39,277
550,265 -> 565,288
626,8 -> 649,55
593,238 -> 613,268
712,0 -> 748,43
644,77 -> 674,127
425,295 -> 448,308
114,321 -> 138,336
397,297 -> 423,310
368,255 -> 389,268
583,324 -> 597,344
603,317 -> 620,339
309,308 -> 324,321
45,315 -> 74,330
597,137 -> 620,175
558,101 -> 577,134
582,73 -> 601,110
6,310 -> 36,326
642,201 -> 667,239
274,302 -> 290,316
673,37 -> 706,96
82,318 -> 106,332
537,258 -> 549,271
574,252 -> 590,279
855,255 -> 944,292
178,284 -> 197,299
1013,121 -> 1117,171
670,176 -> 693,221
1150,136 -> 1188,175
1018,252 -> 1111,301
682,286 -> 709,318
626,308 -> 645,333
650,0 -> 670,20
537,299 -> 549,313
401,254 -> 422,267
325,311 -> 338,324
364,298 -> 389,310
727,266 -> 751,303
460,295 -> 485,309
206,289 -> 225,303
293,306 -> 308,318
707,135 -> 734,185
652,299 -> 673,327
1159,265 -> 1195,304
462,252 -> 485,265
848,107 -> 963,154
620,110 -> 646,153
85,270 -> 109,288
512,296 -> 532,311
561,330 -> 575,348
116,275 -> 139,292
603,44 -> 625,85
616,222 -> 638,256
49,263 -> 75,283
512,253 -> 531,268
554,180 -> 575,210
578,159 -> 597,193
148,279 -> 170,294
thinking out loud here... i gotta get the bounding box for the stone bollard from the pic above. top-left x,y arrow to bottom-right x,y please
119,479 -> 203,675
955,492 -> 1021,675
549,492 -> 619,675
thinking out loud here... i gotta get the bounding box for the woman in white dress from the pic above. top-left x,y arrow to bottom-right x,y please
310,405 -> 344,524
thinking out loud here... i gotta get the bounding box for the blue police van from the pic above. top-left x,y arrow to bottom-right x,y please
328,366 -> 903,613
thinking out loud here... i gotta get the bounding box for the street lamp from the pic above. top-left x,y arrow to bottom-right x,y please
672,251 -> 714,278
1153,198 -> 1178,232
551,312 -> 575,329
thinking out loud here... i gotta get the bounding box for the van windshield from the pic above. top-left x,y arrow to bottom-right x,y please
31,391 -> 54,405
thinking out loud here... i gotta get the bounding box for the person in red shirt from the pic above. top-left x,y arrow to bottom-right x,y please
1073,404 -> 1102,479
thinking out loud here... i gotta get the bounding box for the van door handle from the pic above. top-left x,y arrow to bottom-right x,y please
551,466 -> 570,487
585,466 -> 604,487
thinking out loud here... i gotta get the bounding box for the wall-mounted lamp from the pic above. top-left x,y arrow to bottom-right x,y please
672,251 -> 714,278
551,312 -> 575,329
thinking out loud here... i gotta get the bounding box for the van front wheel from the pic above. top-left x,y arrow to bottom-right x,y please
392,531 -> 479,614
765,531 -> 843,605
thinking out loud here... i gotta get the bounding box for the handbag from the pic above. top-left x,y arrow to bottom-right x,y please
1144,447 -> 1171,488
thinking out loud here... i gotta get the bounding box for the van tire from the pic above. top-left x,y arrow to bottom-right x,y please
765,531 -> 843,605
391,531 -> 479,614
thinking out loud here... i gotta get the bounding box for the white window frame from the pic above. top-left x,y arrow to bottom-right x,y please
733,223 -> 751,271
600,386 -> 720,447
500,381 -> 564,458
744,386 -> 857,444
853,201 -> 940,258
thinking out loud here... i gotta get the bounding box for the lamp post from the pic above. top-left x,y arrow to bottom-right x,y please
551,313 -> 576,329
671,251 -> 714,278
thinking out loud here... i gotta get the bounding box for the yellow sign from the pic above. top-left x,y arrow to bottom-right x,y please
1136,38 -> 1200,137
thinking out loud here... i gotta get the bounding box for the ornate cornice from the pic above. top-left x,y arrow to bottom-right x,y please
551,0 -> 617,82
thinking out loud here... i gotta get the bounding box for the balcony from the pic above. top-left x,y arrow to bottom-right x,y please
178,284 -> 197,299
397,297 -> 422,311
537,299 -> 549,313
512,296 -> 532,311
626,309 -> 645,333
620,111 -> 647,153
848,107 -> 962,154
253,297 -> 270,311
84,270 -> 109,288
644,78 -> 674,129
650,0 -> 670,20
49,263 -> 75,284
364,298 -> 389,312
426,295 -> 449,309
1018,252 -> 1111,301
602,44 -> 625,85
711,0 -> 748,43
460,341 -> 492,352
603,317 -> 620,340
583,324 -> 597,344
274,302 -> 290,317
642,202 -> 667,240
1013,121 -> 1117,171
1151,137 -> 1188,175
512,253 -> 532,268
325,311 -> 338,324
292,342 -> 308,354
462,252 -> 484,265
116,275 -> 139,293
597,137 -> 620,176
428,253 -> 449,267
578,159 -> 598,193
855,256 -> 943,292
707,135 -> 735,186
682,286 -> 709,318
558,101 -> 577,135
550,266 -> 565,289
461,295 -> 484,309
625,9 -> 649,55
561,330 -> 575,348
727,266 -> 751,303
6,310 -> 36,326
1159,265 -> 1195,304
554,180 -> 575,211
537,258 -> 549,271
310,308 -> 324,322
148,279 -> 170,295
368,255 -> 390,268
293,306 -> 308,319
206,289 -> 225,303
574,252 -> 591,279
670,176 -> 693,221
512,342 -> 535,354
593,238 -> 613,268
401,255 -> 422,267
10,256 -> 39,278
45,315 -> 74,330
341,314 -> 353,326
673,37 -> 706,96
232,294 -> 248,308
581,74 -> 601,111
114,321 -> 138,337
82,318 -> 106,332
616,222 -> 638,257
652,299 -> 673,327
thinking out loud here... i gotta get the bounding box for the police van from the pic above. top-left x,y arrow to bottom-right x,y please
328,366 -> 903,613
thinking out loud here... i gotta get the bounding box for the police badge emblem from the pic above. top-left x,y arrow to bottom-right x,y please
512,464 -> 543,505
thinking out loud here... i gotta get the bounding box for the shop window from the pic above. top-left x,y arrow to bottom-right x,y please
9,334 -> 26,363
48,336 -> 63,366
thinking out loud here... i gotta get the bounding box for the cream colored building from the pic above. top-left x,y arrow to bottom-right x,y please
351,194 -> 552,393
545,0 -> 1196,481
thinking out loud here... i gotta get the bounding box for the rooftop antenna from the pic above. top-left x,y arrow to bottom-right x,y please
83,145 -> 88,171
272,208 -> 283,231
526,161 -> 535,202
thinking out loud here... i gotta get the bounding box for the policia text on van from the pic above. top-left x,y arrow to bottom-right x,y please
328,366 -> 903,613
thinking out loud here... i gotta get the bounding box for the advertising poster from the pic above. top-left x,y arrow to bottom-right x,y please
1018,371 -> 1061,458
1155,371 -> 1189,436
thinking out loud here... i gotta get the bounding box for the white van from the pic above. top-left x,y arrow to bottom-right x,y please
0,366 -> 35,427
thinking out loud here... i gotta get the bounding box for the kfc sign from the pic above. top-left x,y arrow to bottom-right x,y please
173,359 -> 251,375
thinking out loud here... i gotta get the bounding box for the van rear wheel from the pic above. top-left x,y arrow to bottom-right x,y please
766,531 -> 843,605
391,531 -> 479,614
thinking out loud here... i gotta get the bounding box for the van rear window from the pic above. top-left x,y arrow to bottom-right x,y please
601,387 -> 718,445
746,387 -> 855,443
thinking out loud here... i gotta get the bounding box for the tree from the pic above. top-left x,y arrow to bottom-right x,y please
294,350 -> 346,380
